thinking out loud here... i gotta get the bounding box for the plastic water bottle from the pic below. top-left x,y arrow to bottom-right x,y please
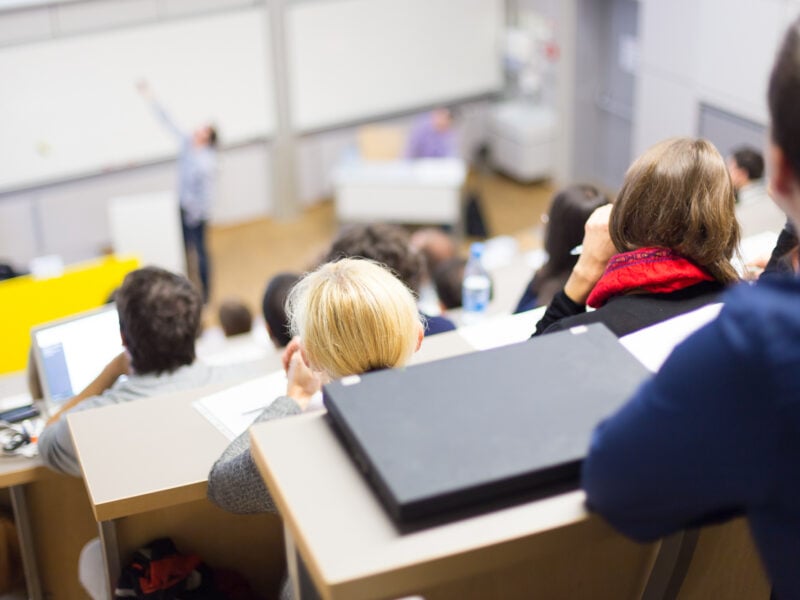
462,242 -> 491,325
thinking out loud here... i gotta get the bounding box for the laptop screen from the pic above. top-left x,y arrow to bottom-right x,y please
32,305 -> 124,404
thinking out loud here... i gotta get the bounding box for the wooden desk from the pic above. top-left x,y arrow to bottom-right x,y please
69,355 -> 287,599
251,412 -> 770,600
250,413 -> 661,600
0,372 -> 95,600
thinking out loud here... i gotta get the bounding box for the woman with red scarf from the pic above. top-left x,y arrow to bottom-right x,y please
533,137 -> 740,337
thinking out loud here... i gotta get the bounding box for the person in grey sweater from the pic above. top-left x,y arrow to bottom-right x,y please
207,258 -> 425,515
38,266 -> 261,477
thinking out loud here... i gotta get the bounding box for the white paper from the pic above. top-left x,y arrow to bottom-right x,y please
457,307 -> 546,351
620,303 -> 723,373
193,371 -> 288,440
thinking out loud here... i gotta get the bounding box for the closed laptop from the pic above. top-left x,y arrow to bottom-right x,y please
323,323 -> 650,524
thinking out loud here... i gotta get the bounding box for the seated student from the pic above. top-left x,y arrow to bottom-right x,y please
261,272 -> 301,348
324,223 -> 456,335
410,227 -> 459,313
728,145 -> 787,237
533,137 -> 740,337
433,257 -> 467,310
207,258 -> 423,513
38,267 -> 261,477
514,185 -> 609,313
581,20 -> 800,598
218,298 -> 253,338
405,107 -> 457,159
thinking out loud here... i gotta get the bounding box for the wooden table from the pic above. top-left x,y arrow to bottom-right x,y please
250,407 -> 770,600
68,353 -> 291,599
250,412 -> 665,600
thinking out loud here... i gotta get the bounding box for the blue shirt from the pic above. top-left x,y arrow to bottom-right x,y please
582,277 -> 800,599
152,102 -> 216,226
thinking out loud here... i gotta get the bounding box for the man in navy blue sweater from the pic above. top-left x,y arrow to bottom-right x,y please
582,17 -> 800,600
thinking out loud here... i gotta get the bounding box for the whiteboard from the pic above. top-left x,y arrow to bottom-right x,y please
287,0 -> 504,132
0,8 -> 274,192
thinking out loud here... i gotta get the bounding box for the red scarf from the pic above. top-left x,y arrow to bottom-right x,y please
586,247 -> 714,309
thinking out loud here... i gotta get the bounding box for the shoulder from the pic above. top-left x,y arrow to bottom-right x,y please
422,313 -> 456,336
717,279 -> 800,355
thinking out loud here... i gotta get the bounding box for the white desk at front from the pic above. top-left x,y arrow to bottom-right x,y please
333,158 -> 467,233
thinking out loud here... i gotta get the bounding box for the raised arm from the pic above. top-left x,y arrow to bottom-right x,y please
137,80 -> 185,140
206,396 -> 302,514
533,205 -> 617,335
207,347 -> 320,514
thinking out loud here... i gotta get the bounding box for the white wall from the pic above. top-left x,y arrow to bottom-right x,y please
0,0 -> 496,268
633,0 -> 797,156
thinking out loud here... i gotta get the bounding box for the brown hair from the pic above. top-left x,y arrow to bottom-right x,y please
769,18 -> 800,178
324,223 -> 424,293
117,267 -> 202,374
610,137 -> 740,284
218,299 -> 253,338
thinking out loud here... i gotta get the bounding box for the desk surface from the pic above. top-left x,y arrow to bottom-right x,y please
0,371 -> 43,487
251,412 -> 593,600
69,355 -> 282,522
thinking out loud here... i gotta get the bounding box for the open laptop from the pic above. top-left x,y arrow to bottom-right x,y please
323,323 -> 650,525
30,305 -> 124,414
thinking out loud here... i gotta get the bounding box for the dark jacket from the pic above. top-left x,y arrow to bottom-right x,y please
532,280 -> 725,338
582,277 -> 800,600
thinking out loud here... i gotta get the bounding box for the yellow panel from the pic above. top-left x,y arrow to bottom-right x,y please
0,256 -> 139,375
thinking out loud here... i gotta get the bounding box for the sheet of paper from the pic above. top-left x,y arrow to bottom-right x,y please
457,306 -> 546,351
620,303 -> 723,373
193,370 -> 288,440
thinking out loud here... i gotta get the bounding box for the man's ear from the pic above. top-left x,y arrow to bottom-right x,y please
414,324 -> 424,352
769,143 -> 795,199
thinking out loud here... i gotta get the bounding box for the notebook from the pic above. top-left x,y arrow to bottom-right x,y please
30,305 -> 124,411
323,323 -> 650,524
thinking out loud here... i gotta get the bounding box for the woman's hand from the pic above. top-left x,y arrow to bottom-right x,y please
283,340 -> 321,410
564,204 -> 617,305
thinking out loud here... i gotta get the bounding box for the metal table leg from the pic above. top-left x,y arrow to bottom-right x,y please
10,484 -> 43,600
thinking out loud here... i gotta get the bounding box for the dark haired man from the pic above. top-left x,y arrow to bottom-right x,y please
582,18 -> 800,599
138,81 -> 218,301
324,223 -> 456,335
261,272 -> 301,348
38,267 -> 260,477
728,145 -> 786,236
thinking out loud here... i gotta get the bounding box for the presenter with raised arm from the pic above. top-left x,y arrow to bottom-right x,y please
137,80 -> 218,302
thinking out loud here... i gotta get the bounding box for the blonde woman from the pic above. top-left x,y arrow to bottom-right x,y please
208,258 -> 423,514
533,137 -> 741,337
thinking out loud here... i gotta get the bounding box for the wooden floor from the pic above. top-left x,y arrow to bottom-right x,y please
204,171 -> 554,326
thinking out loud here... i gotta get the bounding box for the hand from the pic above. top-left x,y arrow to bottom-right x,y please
285,349 -> 321,411
136,79 -> 152,99
564,204 -> 617,305
45,351 -> 130,426
281,337 -> 303,373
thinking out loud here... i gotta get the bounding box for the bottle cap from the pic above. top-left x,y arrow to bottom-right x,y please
470,242 -> 484,258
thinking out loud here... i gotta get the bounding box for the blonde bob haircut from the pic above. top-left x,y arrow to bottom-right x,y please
610,137 -> 741,284
287,258 -> 423,379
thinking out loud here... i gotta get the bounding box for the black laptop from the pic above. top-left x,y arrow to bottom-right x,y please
323,323 -> 650,525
